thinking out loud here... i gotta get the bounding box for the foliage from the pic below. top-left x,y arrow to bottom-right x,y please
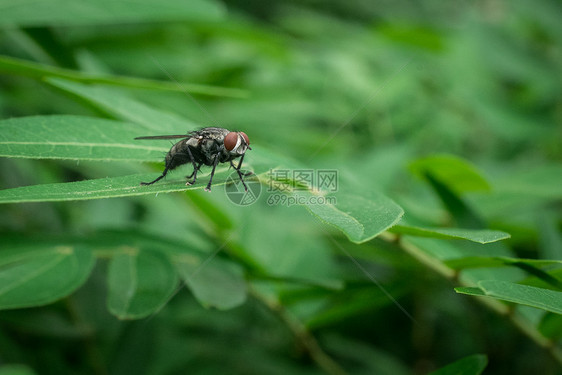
0,0 -> 561,374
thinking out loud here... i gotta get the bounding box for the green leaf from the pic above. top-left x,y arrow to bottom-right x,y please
507,263 -> 562,290
174,254 -> 247,310
0,115 -> 166,161
0,245 -> 95,309
538,313 -> 562,340
0,55 -> 247,97
0,0 -> 225,27
0,143 -> 274,204
409,154 -> 491,193
241,205 -> 341,288
94,229 -> 247,310
0,138 -> 275,201
322,335 -> 411,375
46,78 -> 195,133
390,225 -> 510,244
538,212 -> 562,259
429,354 -> 488,375
302,190 -> 404,244
380,23 -> 444,51
185,190 -> 234,231
305,285 -> 410,330
454,287 -> 486,297
446,256 -> 562,269
0,171 -> 244,203
0,364 -> 37,375
107,249 -> 178,319
456,281 -> 562,314
494,165 -> 562,199
446,257 -> 562,289
424,172 -> 486,229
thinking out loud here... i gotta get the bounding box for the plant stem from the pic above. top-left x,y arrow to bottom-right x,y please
249,286 -> 349,375
395,235 -> 562,367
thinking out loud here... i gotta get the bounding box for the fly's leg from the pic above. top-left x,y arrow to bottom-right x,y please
141,156 -> 176,185
141,149 -> 198,187
233,154 -> 252,176
186,162 -> 202,184
205,154 -> 220,192
140,171 -> 168,186
185,147 -> 199,186
186,163 -> 201,179
230,158 -> 249,192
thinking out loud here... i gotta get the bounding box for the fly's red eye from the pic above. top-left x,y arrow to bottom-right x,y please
240,132 -> 249,146
224,132 -> 238,151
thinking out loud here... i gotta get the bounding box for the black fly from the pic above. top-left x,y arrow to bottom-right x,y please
135,127 -> 251,192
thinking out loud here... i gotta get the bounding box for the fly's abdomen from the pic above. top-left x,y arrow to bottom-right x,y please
165,141 -> 191,170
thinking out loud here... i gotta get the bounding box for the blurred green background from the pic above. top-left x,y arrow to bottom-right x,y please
0,0 -> 561,374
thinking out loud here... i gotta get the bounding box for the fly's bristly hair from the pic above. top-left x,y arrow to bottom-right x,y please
135,127 -> 251,192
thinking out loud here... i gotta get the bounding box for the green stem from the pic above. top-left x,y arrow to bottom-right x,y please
394,234 -> 562,367
250,287 -> 349,375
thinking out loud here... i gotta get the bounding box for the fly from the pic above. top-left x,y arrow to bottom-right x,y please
135,127 -> 252,192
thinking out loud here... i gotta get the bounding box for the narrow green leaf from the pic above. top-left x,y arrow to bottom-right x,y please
185,190 -> 234,231
93,229 -> 247,310
409,154 -> 490,193
0,364 -> 37,375
447,257 -> 562,289
302,190 -> 404,243
321,335 -> 411,375
424,172 -> 486,229
0,0 -> 225,27
538,212 -> 562,259
429,354 -> 488,375
494,165 -> 562,199
0,170 -> 247,204
107,249 -> 178,319
240,206 -> 341,288
0,143 -> 273,204
457,281 -> 562,314
446,256 -> 562,270
174,254 -> 247,310
47,78 -> 194,133
509,262 -> 562,290
538,313 -> 562,340
0,115 -> 166,161
390,225 -> 510,244
0,55 -> 247,97
305,285 -> 409,330
454,287 -> 486,297
0,245 -> 95,309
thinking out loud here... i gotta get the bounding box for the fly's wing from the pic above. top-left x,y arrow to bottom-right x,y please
191,127 -> 230,141
135,135 -> 189,140
135,128 -> 229,141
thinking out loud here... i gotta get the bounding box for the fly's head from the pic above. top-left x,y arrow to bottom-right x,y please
224,131 -> 251,156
